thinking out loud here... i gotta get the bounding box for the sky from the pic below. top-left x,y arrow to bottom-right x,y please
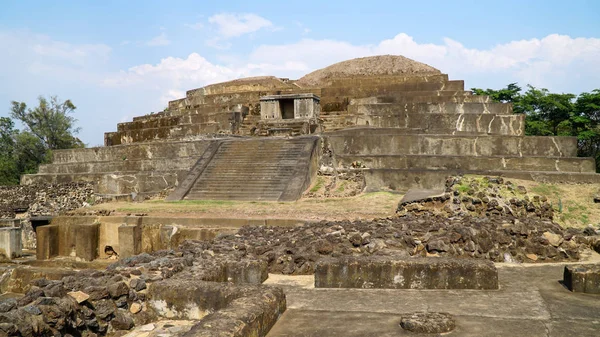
1,0 -> 599,146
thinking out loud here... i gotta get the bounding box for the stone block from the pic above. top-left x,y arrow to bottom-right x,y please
564,264 -> 600,294
118,224 -> 141,258
148,280 -> 239,319
36,225 -> 59,260
0,227 -> 22,258
148,279 -> 286,336
0,219 -> 20,228
75,223 -> 99,261
315,256 -> 498,290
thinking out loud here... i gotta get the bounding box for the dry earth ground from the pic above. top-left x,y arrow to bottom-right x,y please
89,176 -> 600,228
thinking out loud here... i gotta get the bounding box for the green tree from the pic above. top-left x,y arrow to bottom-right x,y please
0,117 -> 18,185
10,96 -> 84,150
472,84 -> 600,172
573,89 -> 600,164
0,96 -> 84,185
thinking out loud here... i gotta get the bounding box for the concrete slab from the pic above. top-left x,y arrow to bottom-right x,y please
266,264 -> 600,337
268,310 -> 550,337
399,189 -> 445,204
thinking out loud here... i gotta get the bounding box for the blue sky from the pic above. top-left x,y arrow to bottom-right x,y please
1,0 -> 599,145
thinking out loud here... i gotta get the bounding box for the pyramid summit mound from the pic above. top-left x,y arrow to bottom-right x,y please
296,55 -> 441,87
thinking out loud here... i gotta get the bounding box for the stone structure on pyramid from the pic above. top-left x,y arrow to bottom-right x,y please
21,55 -> 600,201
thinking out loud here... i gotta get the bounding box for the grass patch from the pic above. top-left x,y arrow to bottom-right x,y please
335,181 -> 347,193
530,184 -> 561,197
309,177 -> 325,193
456,183 -> 470,194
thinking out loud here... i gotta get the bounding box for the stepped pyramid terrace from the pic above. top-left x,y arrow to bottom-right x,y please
21,55 -> 600,201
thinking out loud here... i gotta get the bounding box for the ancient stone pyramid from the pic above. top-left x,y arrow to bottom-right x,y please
22,55 -> 600,200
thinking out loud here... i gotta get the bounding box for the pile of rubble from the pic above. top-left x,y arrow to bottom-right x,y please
1,213 -> 600,335
397,176 -> 554,219
211,214 -> 595,275
0,245 -> 270,336
0,183 -> 95,218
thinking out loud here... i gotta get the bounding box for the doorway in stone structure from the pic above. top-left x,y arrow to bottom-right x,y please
280,99 -> 295,119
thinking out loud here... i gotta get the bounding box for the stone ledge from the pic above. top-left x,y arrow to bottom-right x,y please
315,256 -> 498,290
148,280 -> 286,336
564,264 -> 600,294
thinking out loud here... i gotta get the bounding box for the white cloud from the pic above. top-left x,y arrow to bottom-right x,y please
3,28 -> 599,146
247,33 -> 600,92
104,33 -> 600,109
146,32 -> 171,46
103,53 -> 247,106
208,13 -> 273,38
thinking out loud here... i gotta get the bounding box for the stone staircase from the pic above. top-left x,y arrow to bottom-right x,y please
167,137 -> 320,201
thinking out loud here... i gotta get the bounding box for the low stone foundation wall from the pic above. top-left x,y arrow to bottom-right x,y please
0,243 -> 285,337
315,256 -> 498,289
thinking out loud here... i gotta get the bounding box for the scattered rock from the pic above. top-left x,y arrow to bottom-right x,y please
84,286 -> 109,301
543,232 -> 563,247
427,240 -> 449,253
67,291 -> 90,304
129,302 -> 142,314
348,232 -> 362,247
399,312 -> 455,333
129,278 -> 147,292
108,282 -> 130,298
111,310 -> 134,331
526,253 -> 538,261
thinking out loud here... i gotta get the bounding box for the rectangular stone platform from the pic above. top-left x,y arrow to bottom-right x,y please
335,154 -> 596,173
349,102 -> 513,115
322,113 -> 524,135
315,256 -> 498,290
364,168 -> 600,192
325,129 -> 578,158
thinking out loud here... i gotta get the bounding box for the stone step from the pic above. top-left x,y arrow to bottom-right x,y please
170,137 -> 320,201
51,140 -> 217,164
369,94 -> 488,104
106,122 -> 224,146
191,180 -> 292,188
118,111 -> 235,132
117,115 -> 181,131
325,128 -> 578,158
37,157 -> 197,174
320,80 -> 465,102
348,102 -> 512,115
346,94 -> 487,106
336,154 -> 597,173
364,168 -> 600,192
321,113 -> 524,136
184,191 -> 283,201
21,171 -> 186,195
